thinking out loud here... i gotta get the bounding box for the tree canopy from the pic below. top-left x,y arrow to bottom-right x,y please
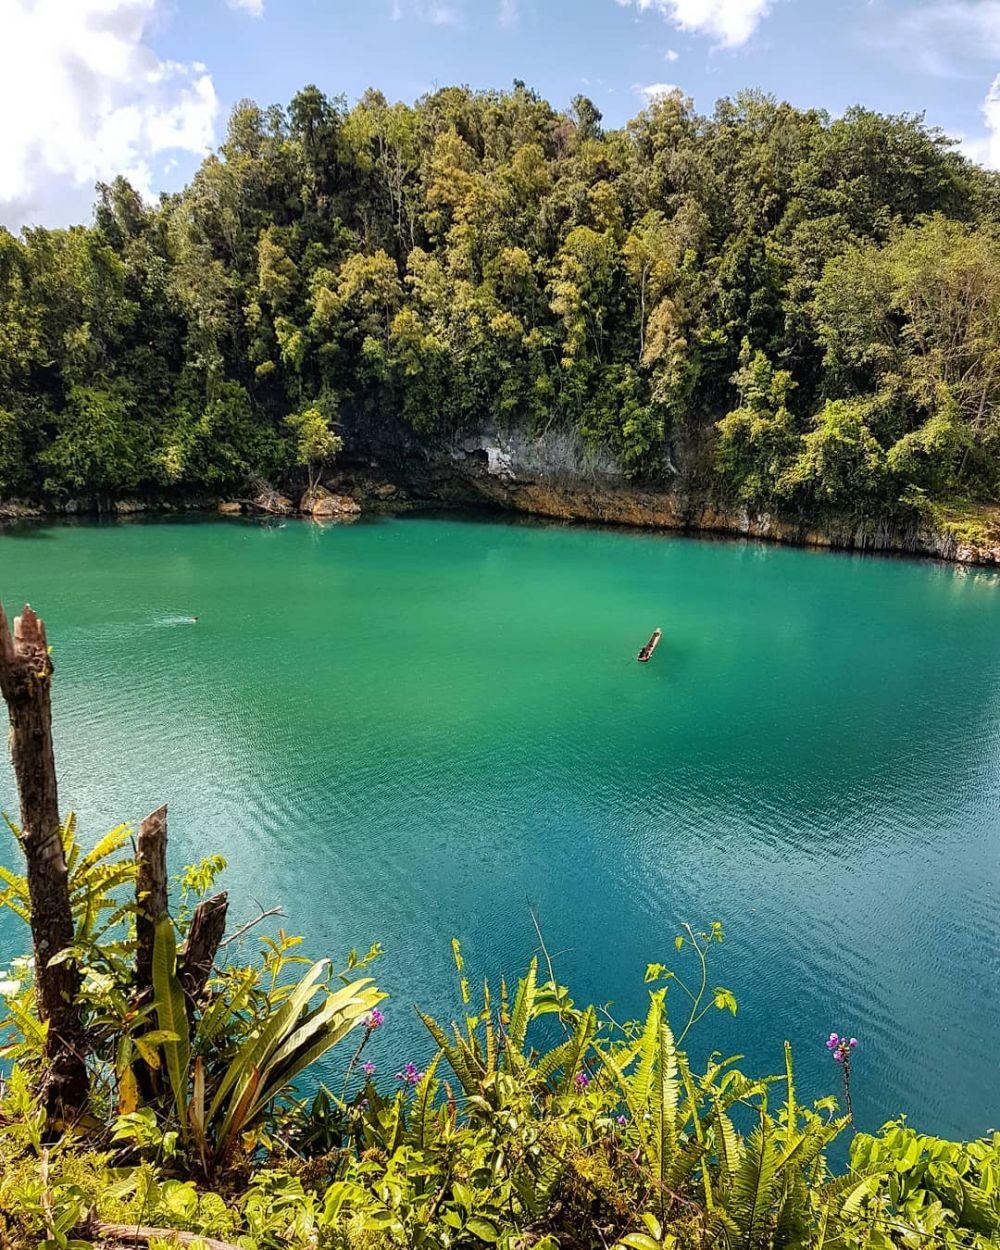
1,83 -> 998,521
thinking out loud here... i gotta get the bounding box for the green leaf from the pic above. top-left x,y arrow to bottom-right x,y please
465,1216 -> 499,1242
504,957 -> 537,1065
713,987 -> 737,1016
207,957 -> 331,1124
152,918 -> 190,1132
731,1118 -> 780,1245
558,1004 -> 596,1094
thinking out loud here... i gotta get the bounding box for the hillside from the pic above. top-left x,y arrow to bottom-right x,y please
2,83 -> 999,558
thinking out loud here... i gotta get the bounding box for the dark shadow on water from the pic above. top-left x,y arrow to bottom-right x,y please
3,504 -> 998,583
384,504 -> 985,574
0,518 -> 57,539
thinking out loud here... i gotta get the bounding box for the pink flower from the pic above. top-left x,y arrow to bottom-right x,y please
366,1008 -> 384,1030
826,1032 -> 858,1063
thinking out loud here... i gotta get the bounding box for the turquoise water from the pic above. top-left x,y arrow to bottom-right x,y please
0,513 -> 998,1138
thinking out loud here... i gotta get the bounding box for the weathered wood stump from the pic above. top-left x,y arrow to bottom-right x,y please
135,804 -> 169,995
0,602 -> 88,1119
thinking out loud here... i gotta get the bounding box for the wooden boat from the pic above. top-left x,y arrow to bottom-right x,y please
637,628 -> 662,663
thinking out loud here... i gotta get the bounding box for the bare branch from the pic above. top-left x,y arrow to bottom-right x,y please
218,903 -> 285,949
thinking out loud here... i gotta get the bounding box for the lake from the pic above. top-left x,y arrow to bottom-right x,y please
1,512 -> 998,1139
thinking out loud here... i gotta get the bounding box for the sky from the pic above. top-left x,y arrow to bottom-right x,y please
1,0 -> 999,230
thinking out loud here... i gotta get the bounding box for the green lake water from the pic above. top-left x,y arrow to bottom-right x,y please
1,512 -> 998,1138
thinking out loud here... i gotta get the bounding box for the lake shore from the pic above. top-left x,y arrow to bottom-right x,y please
10,420 -> 1000,570
4,472 -> 1000,569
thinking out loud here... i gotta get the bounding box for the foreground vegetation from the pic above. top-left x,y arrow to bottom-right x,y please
0,820 -> 995,1250
2,824 -> 999,1249
1,602 -> 998,1249
1,83 -> 999,528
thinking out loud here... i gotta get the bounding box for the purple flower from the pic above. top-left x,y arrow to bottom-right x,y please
362,1061 -> 376,1077
395,1062 -> 423,1086
827,1032 -> 858,1063
575,1071 -> 590,1090
616,1114 -> 628,1128
366,1008 -> 384,1031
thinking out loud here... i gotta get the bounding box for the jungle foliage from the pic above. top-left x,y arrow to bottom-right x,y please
1,83 -> 999,520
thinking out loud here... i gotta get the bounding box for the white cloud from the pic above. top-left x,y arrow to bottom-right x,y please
616,0 -> 772,47
635,81 -> 681,100
984,73 -> 1000,164
228,0 -> 264,15
498,0 -> 518,27
665,47 -> 679,60
0,0 -> 219,229
959,73 -> 1000,167
879,2 -> 1000,76
391,0 -> 460,24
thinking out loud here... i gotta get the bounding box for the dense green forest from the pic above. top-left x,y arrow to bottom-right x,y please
2,82 -> 999,524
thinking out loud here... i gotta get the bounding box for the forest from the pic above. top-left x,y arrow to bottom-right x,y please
1,82 -> 999,525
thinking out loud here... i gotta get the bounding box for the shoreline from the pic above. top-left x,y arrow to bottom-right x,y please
4,482 -> 1000,571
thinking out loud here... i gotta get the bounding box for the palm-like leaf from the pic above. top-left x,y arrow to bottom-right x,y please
152,918 -> 191,1129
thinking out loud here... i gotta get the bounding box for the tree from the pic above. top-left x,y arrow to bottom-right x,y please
715,340 -> 798,506
782,398 -> 889,511
285,406 -> 343,493
0,80 -> 997,523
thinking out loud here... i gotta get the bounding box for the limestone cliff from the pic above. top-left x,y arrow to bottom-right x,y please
333,423 -> 1000,568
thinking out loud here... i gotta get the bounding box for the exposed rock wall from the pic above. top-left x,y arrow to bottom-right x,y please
4,422 -> 998,568
335,426 -> 1000,568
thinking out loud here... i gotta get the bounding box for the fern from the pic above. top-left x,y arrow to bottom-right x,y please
730,1116 -> 780,1248
504,957 -> 537,1065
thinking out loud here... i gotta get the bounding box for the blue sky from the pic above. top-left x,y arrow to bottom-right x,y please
1,0 -> 999,229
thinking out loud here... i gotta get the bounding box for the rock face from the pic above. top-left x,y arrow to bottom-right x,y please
300,484 -> 362,518
333,424 -> 1000,569
0,499 -> 41,520
3,419 -> 998,568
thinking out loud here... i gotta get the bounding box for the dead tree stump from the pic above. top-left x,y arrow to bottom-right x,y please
0,602 -> 88,1119
135,804 -> 169,997
180,892 -> 229,1007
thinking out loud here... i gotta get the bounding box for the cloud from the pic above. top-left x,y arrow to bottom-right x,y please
228,0 -> 264,14
984,73 -> 1000,164
616,0 -> 772,47
391,0 -> 460,24
959,73 -> 1000,167
879,2 -> 1000,76
665,47 -> 679,60
498,0 -> 518,27
0,0 -> 219,229
635,81 -> 681,100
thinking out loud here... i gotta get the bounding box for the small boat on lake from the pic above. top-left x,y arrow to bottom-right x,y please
637,629 -> 662,663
